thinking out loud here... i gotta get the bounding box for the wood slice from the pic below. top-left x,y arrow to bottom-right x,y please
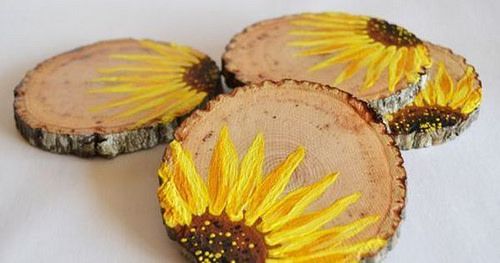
385,42 -> 482,150
222,12 -> 432,115
170,80 -> 406,261
14,39 -> 221,158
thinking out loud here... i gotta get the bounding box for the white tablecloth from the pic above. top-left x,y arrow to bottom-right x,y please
1,0 -> 499,262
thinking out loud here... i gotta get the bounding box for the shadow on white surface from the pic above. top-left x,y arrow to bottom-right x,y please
0,64 -> 31,142
84,148 -> 186,261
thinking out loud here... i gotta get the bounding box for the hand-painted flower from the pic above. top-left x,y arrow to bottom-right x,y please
158,126 -> 386,262
289,12 -> 432,92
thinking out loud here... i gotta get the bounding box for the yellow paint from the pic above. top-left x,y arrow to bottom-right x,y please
157,126 -> 386,262
289,12 -> 432,92
414,63 -> 482,114
89,40 -> 208,127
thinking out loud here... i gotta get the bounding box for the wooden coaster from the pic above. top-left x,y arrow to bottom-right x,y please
222,12 -> 432,115
169,80 -> 406,261
385,43 -> 482,150
14,39 -> 221,158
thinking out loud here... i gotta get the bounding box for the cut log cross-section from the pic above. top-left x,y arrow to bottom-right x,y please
168,80 -> 406,262
385,43 -> 482,150
14,39 -> 221,158
222,12 -> 432,115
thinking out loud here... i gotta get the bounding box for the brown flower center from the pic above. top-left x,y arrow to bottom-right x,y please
169,213 -> 267,263
183,57 -> 220,94
367,18 -> 422,47
388,106 -> 465,135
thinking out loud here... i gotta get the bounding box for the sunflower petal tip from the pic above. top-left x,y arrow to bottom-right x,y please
254,132 -> 265,143
328,172 -> 340,181
296,145 -> 306,155
169,140 -> 182,151
388,83 -> 396,93
465,65 -> 475,75
220,124 -> 230,133
364,214 -> 381,224
351,191 -> 362,201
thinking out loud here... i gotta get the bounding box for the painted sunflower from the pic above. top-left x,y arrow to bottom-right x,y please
89,40 -> 219,126
387,62 -> 482,134
289,12 -> 432,92
158,126 -> 386,262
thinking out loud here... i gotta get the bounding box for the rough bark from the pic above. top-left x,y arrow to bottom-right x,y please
14,109 -> 177,158
368,74 -> 427,116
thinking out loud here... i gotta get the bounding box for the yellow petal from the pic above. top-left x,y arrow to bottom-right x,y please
226,133 -> 265,221
163,91 -> 206,118
89,84 -> 141,94
435,62 -> 454,106
395,47 -> 409,80
334,46 -> 378,85
412,92 -> 425,107
112,95 -> 171,119
388,48 -> 405,92
169,141 -> 209,216
140,39 -> 201,63
334,60 -> 363,85
109,54 -> 164,61
420,80 -> 434,106
91,74 -> 183,84
416,45 -> 433,68
158,163 -> 171,184
290,19 -> 366,31
114,88 -> 197,119
97,66 -> 184,74
296,39 -> 363,57
289,30 -> 359,38
266,192 -> 361,246
403,48 -> 417,83
461,89 -> 482,114
114,50 -> 189,61
307,255 -> 356,263
291,35 -> 369,50
108,54 -> 193,67
309,44 -> 370,71
450,66 -> 475,109
361,46 -> 396,90
270,215 -> 379,256
244,146 -> 305,226
89,83 -> 187,111
267,255 -> 353,263
134,91 -> 206,127
208,126 -> 239,216
278,238 -> 387,262
158,180 -> 192,228
258,173 -> 339,233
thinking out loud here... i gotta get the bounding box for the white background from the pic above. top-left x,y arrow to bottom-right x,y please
1,0 -> 499,262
